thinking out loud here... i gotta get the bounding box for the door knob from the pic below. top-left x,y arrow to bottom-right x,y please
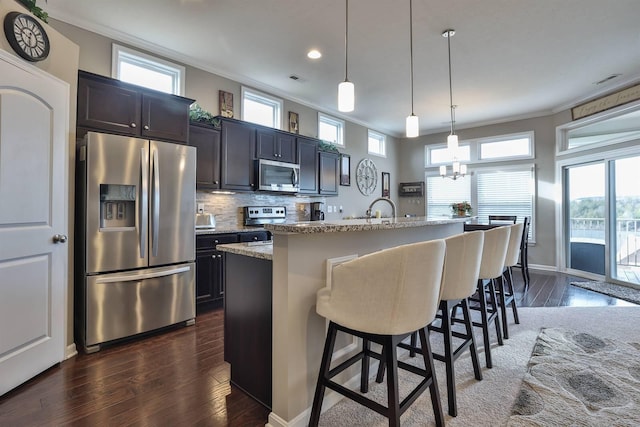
53,234 -> 68,243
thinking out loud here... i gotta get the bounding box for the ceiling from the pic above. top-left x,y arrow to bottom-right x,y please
45,0 -> 640,138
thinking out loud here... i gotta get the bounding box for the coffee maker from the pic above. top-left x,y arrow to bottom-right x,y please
310,202 -> 325,221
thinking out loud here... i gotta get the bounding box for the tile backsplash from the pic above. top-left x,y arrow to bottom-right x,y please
196,191 -> 326,229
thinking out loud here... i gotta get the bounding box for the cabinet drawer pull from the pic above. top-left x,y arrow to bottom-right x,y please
144,125 -> 150,130
130,122 -> 136,128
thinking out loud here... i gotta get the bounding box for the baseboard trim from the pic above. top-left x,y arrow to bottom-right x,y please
65,343 -> 78,360
266,362 -> 378,427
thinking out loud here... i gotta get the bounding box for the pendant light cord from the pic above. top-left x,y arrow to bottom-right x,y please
446,29 -> 455,134
409,0 -> 414,115
344,0 -> 349,81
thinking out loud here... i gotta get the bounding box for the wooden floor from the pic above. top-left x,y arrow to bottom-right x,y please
0,270 -> 636,426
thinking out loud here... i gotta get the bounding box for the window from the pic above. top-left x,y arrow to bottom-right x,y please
426,175 -> 471,217
241,87 -> 283,129
476,166 -> 535,228
368,130 -> 386,156
425,131 -> 533,167
478,133 -> 533,160
424,130 -> 536,240
425,165 -> 536,240
112,44 -> 185,95
428,144 -> 471,165
318,113 -> 345,147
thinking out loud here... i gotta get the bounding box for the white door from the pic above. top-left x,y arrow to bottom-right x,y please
0,51 -> 69,396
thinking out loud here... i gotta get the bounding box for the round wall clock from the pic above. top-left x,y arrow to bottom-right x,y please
356,158 -> 378,196
4,12 -> 50,62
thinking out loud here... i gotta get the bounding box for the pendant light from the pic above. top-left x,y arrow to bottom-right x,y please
338,0 -> 354,112
405,0 -> 419,137
443,29 -> 458,152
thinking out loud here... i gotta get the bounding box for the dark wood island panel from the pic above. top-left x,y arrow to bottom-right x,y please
223,252 -> 273,409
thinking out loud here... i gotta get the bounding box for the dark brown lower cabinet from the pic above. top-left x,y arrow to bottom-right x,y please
224,253 -> 272,409
195,233 -> 238,312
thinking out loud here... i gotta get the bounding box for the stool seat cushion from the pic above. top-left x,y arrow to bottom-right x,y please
439,231 -> 484,301
316,239 -> 445,336
504,223 -> 525,267
478,226 -> 511,280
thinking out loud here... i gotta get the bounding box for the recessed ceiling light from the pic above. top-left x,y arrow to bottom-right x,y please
307,49 -> 322,59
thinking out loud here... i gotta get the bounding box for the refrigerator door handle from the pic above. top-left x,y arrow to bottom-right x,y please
139,147 -> 148,259
94,265 -> 191,284
152,148 -> 160,257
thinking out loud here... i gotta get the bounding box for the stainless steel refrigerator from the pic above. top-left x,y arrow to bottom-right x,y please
75,132 -> 196,353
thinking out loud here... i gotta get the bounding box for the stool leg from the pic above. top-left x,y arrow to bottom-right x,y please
375,347 -> 386,383
409,331 -> 417,357
419,327 -> 445,427
383,336 -> 401,427
477,279 -> 493,368
488,278 -> 504,347
497,275 -> 510,339
461,298 -> 482,381
441,300 -> 457,417
309,322 -> 338,427
506,266 -> 520,324
361,339 -> 370,393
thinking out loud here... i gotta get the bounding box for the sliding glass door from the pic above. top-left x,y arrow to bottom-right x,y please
566,163 -> 606,275
564,156 -> 640,285
612,156 -> 640,284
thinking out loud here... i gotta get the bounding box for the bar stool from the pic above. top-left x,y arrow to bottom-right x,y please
467,226 -> 510,368
377,231 -> 485,417
309,239 -> 446,427
513,216 -> 531,290
496,222 -> 524,339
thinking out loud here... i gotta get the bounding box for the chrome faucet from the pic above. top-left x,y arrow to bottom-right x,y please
366,197 -> 397,219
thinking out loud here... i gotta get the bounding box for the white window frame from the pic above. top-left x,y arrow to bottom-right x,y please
556,100 -> 640,156
425,131 -> 534,167
368,129 -> 386,157
425,143 -> 472,167
111,44 -> 185,95
318,113 -> 345,147
241,86 -> 283,129
477,131 -> 535,161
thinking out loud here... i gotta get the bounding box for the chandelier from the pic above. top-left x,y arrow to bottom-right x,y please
440,29 -> 466,180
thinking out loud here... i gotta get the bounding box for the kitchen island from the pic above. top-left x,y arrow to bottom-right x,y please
219,217 -> 466,427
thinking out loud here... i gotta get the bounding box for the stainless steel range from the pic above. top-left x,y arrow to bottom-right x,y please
244,206 -> 287,226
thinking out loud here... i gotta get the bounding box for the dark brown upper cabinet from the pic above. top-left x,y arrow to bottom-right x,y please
256,129 -> 297,163
188,123 -> 221,189
77,70 -> 193,144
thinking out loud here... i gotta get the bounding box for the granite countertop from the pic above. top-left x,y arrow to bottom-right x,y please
217,241 -> 273,260
263,216 -> 467,234
195,226 -> 267,235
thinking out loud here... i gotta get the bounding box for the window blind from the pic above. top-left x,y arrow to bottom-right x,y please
477,168 -> 533,229
426,176 -> 471,217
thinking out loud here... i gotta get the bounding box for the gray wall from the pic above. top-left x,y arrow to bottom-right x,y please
49,18 -> 400,223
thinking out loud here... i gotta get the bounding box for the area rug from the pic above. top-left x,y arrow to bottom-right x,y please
507,327 -> 640,426
571,281 -> 640,305
316,306 -> 640,427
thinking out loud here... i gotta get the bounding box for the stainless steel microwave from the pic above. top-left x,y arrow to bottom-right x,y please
256,159 -> 300,193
